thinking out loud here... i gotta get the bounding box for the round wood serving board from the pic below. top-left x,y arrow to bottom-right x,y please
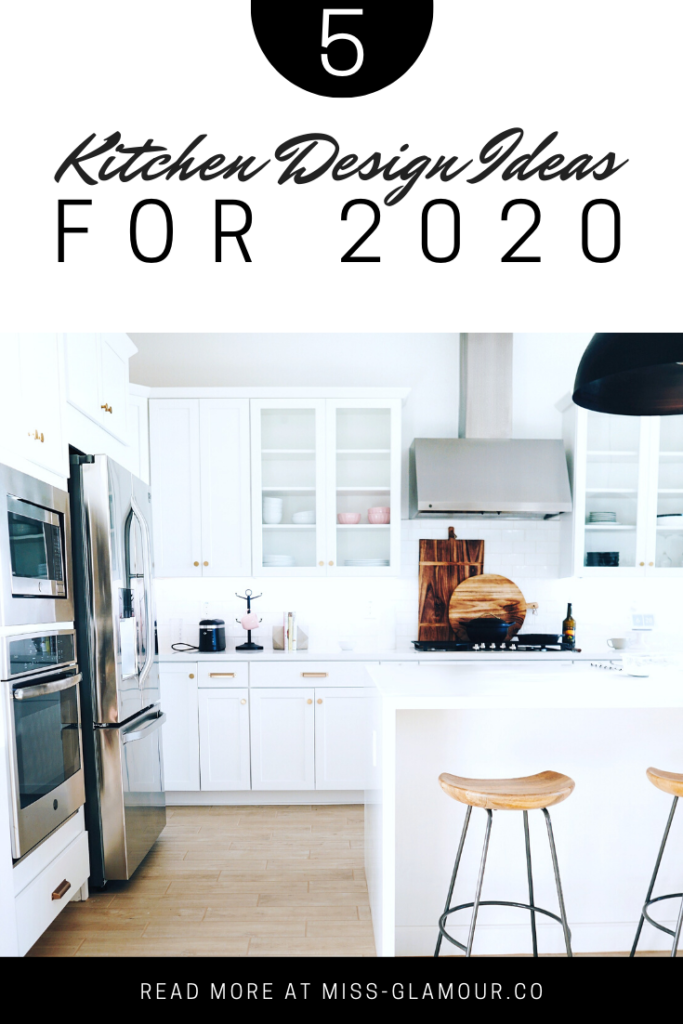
449,573 -> 526,641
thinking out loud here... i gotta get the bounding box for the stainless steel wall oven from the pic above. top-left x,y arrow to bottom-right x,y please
3,629 -> 86,859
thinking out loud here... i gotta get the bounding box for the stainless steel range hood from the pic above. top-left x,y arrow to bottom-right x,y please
408,334 -> 573,520
409,438 -> 572,519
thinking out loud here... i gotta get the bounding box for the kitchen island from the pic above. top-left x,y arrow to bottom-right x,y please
366,661 -> 683,957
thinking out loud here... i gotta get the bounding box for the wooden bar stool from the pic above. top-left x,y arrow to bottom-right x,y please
630,767 -> 683,958
435,770 -> 575,958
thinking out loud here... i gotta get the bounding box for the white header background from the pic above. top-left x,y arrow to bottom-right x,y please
0,1 -> 680,331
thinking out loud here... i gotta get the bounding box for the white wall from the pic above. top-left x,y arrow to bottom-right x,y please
512,333 -> 591,438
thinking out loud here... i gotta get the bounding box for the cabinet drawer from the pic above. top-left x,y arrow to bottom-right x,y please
198,662 -> 249,688
250,661 -> 375,689
15,831 -> 89,956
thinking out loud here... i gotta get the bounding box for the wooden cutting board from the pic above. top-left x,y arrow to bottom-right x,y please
418,528 -> 485,641
448,573 -> 526,642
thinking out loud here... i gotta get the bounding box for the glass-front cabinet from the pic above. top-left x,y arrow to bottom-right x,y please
561,397 -> 683,577
251,398 -> 401,576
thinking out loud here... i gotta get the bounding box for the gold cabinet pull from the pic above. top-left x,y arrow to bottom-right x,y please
210,673 -> 235,678
101,403 -> 113,414
306,699 -> 313,705
51,879 -> 72,901
240,699 -> 247,705
317,698 -> 323,704
28,430 -> 44,443
189,673 -> 195,679
302,673 -> 328,678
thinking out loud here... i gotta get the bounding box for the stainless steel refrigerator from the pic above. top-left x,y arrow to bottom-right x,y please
70,453 -> 166,887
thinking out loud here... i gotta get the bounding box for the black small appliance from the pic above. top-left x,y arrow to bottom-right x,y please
198,619 -> 226,653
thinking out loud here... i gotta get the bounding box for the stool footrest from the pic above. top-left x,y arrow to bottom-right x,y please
642,893 -> 683,940
438,900 -> 571,952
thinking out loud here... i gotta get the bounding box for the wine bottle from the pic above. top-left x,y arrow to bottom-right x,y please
562,603 -> 576,648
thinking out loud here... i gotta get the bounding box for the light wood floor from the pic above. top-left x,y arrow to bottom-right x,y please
28,804 -> 375,957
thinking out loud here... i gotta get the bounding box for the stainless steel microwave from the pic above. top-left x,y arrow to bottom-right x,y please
0,464 -> 74,626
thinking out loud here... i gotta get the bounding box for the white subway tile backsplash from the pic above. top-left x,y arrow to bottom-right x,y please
154,519 -> 683,651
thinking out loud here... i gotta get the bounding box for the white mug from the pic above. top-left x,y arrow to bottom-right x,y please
607,638 -> 627,650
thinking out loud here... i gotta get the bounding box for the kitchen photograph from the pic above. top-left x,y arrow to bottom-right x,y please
0,332 -> 682,960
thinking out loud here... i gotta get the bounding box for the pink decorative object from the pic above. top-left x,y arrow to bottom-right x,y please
368,507 -> 390,524
338,512 -> 361,524
241,612 -> 260,630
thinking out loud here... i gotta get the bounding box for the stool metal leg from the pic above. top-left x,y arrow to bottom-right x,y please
631,796 -> 678,958
542,808 -> 573,957
523,810 -> 538,957
435,805 -> 472,957
671,895 -> 683,958
465,809 -> 493,957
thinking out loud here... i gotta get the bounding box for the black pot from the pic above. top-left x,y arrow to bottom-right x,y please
465,618 -> 514,643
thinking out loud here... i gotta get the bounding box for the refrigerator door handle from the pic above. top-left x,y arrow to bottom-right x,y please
128,496 -> 155,691
122,711 -> 166,745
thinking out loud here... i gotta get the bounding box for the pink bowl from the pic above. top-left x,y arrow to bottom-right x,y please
368,511 -> 390,524
368,507 -> 390,515
338,512 -> 361,524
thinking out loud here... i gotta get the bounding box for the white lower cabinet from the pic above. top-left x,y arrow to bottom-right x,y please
250,688 -> 316,790
314,688 -> 372,790
198,688 -> 251,790
159,665 -> 200,791
15,831 -> 89,956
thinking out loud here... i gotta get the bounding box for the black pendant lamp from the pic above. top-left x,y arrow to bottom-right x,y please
573,334 -> 683,415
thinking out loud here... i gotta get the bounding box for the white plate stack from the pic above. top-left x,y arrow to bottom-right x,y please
263,554 -> 296,568
343,559 -> 390,567
263,496 -> 284,525
588,511 -> 617,525
292,510 -> 316,525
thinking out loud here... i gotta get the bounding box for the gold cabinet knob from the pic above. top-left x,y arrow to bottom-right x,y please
306,699 -> 313,705
193,561 -> 199,567
649,562 -> 654,566
317,698 -> 323,704
189,673 -> 195,679
639,561 -> 645,566
240,699 -> 247,705
319,561 -> 324,566
29,430 -> 44,442
328,561 -> 334,566
203,561 -> 209,566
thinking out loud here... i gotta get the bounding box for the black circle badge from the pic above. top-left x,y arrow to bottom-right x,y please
251,1 -> 434,98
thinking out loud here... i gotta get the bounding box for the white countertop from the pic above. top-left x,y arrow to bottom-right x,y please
157,647 -> 610,663
367,661 -> 683,709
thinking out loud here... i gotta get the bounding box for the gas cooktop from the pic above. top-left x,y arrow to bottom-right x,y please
412,634 -> 578,653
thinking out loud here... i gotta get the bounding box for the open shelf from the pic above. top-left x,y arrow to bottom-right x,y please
262,524 -> 316,530
585,524 -> 635,531
586,488 -> 637,495
262,486 -> 316,493
336,523 -> 390,529
336,486 -> 390,493
336,449 -> 390,455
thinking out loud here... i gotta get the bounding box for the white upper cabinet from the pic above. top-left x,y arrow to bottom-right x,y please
325,399 -> 401,577
149,399 -> 202,577
251,397 -> 402,577
64,333 -> 136,444
561,399 -> 683,577
251,399 -> 327,577
149,398 -> 251,578
199,400 -> 251,577
0,334 -> 67,481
